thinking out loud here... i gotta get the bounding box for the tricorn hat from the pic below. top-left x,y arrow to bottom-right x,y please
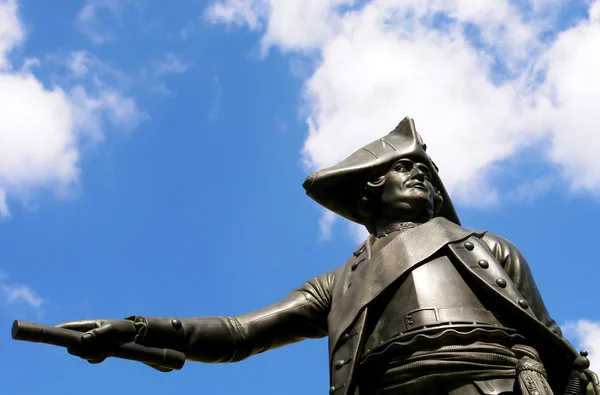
302,117 -> 460,231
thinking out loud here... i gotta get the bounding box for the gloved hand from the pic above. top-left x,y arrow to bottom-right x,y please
55,318 -> 141,364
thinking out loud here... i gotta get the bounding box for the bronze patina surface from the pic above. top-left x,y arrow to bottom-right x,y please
12,117 -> 599,395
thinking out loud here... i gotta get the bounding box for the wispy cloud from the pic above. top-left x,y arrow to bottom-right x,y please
208,75 -> 222,121
509,176 -> 555,202
0,272 -> 44,311
74,0 -> 148,44
152,53 -> 191,76
75,0 -> 121,44
0,0 -> 23,70
0,187 -> 9,218
179,25 -> 194,41
318,210 -> 336,242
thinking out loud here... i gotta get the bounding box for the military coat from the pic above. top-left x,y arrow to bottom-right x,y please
138,217 -> 580,394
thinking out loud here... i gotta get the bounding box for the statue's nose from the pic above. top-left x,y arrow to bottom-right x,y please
411,169 -> 426,181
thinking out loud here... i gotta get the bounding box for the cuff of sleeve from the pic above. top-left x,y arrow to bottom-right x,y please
126,316 -> 186,351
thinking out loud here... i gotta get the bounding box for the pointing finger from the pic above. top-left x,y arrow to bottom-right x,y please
56,320 -> 102,332
80,325 -> 114,346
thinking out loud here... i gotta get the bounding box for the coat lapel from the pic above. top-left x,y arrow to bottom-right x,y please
328,217 -> 477,354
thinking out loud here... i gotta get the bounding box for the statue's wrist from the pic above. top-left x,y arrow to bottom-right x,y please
124,315 -> 149,342
126,316 -> 186,351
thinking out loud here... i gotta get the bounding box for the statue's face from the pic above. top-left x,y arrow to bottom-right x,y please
379,157 -> 436,221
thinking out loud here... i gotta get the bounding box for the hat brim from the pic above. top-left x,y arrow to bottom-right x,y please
303,117 -> 460,228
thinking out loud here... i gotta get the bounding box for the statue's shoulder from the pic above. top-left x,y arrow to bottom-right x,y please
428,216 -> 487,238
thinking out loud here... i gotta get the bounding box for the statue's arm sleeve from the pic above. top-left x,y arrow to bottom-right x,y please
481,233 -> 563,337
132,269 -> 336,363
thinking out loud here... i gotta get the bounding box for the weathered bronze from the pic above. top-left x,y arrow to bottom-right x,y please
12,117 -> 599,395
11,320 -> 185,370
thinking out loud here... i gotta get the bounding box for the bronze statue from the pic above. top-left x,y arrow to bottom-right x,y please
12,117 -> 599,395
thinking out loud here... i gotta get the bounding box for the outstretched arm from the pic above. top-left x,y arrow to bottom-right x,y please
133,270 -> 336,363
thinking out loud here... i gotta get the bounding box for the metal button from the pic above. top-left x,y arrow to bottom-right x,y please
495,278 -> 507,288
334,356 -> 352,369
518,299 -> 529,309
464,241 -> 474,251
478,260 -> 489,269
341,331 -> 357,341
330,386 -> 336,393
171,319 -> 182,330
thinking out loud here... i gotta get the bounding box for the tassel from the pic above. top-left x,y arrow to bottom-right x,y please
516,356 -> 554,395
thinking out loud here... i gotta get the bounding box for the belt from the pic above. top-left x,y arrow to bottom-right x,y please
404,307 -> 500,331
365,307 -> 503,354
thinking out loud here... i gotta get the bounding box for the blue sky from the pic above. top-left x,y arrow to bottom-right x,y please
1,0 -> 599,394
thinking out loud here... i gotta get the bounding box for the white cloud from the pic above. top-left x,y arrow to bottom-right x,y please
0,272 -> 44,309
152,53 -> 191,76
206,0 -> 354,54
0,2 -> 143,216
68,51 -> 95,77
563,320 -> 600,370
69,83 -> 145,144
206,0 -> 267,31
349,222 -> 368,245
0,188 -> 9,217
318,210 -> 336,242
0,71 -> 79,198
538,10 -> 600,193
206,0 -> 600,236
510,175 -> 555,202
0,0 -> 22,69
75,0 -> 122,44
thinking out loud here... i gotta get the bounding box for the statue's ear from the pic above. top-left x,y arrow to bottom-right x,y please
366,175 -> 386,189
434,189 -> 444,215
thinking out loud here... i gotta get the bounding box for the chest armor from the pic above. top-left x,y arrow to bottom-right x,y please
363,253 -> 502,356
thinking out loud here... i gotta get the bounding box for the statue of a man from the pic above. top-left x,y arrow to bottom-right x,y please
57,118 -> 596,395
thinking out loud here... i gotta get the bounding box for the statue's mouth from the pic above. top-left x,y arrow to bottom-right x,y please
406,180 -> 427,190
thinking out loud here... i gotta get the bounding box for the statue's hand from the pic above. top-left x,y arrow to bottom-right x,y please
55,319 -> 139,364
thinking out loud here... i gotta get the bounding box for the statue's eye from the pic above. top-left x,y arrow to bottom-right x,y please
395,162 -> 411,172
421,170 -> 432,180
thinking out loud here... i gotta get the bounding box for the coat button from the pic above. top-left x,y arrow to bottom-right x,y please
464,241 -> 474,251
495,278 -> 507,288
518,299 -> 529,309
334,356 -> 352,369
478,260 -> 489,269
329,384 -> 346,393
171,319 -> 182,330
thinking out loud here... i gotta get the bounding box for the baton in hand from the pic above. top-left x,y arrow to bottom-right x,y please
11,320 -> 186,371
